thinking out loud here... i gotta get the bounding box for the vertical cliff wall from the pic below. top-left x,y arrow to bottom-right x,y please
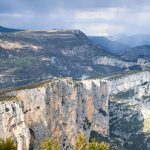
0,78 -> 110,149
107,71 -> 150,95
0,100 -> 30,150
108,71 -> 150,150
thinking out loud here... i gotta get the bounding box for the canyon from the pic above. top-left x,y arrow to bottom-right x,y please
0,71 -> 149,149
0,27 -> 150,149
0,78 -> 110,149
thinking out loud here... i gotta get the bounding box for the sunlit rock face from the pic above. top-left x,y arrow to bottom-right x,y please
0,78 -> 110,149
109,71 -> 150,150
93,56 -> 136,68
0,71 -> 150,150
107,71 -> 150,95
0,101 -> 30,150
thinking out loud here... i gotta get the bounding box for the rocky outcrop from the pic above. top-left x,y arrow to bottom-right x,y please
0,100 -> 30,150
0,78 -> 110,149
109,71 -> 150,150
137,58 -> 150,70
107,71 -> 150,95
93,56 -> 136,68
0,71 -> 150,150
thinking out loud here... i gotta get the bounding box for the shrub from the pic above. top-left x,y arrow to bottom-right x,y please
75,133 -> 109,150
0,138 -> 16,150
39,134 -> 109,150
75,133 -> 88,150
39,138 -> 59,150
89,139 -> 109,150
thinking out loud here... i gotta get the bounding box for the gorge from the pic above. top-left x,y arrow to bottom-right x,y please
0,71 -> 150,149
0,27 -> 150,150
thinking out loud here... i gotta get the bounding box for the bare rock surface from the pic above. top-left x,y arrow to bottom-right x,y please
0,78 -> 110,149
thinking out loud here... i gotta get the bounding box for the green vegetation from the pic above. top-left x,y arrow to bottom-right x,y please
0,138 -> 16,150
0,57 -> 37,67
39,134 -> 109,150
75,134 -> 109,150
75,134 -> 88,150
0,95 -> 17,102
107,70 -> 143,81
142,96 -> 150,100
5,107 -> 10,112
127,104 -> 137,110
111,89 -> 134,100
141,81 -> 148,86
39,138 -> 59,150
0,79 -> 51,97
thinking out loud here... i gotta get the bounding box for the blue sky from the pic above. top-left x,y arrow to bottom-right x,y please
1,0 -> 150,36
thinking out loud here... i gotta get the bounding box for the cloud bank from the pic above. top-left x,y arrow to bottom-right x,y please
0,0 -> 150,35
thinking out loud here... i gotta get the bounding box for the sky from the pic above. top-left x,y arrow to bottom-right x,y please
1,0 -> 150,36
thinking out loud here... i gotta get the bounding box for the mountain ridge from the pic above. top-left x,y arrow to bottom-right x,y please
0,26 -> 23,32
0,28 -> 138,89
89,36 -> 129,55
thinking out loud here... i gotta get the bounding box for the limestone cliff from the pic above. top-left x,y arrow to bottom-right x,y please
107,71 -> 150,94
0,100 -> 30,150
0,78 -> 110,149
0,71 -> 150,150
109,71 -> 150,150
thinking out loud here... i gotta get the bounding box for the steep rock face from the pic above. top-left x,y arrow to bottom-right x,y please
109,71 -> 150,150
1,70 -> 150,150
137,58 -> 150,70
0,78 -> 110,149
0,100 -> 30,150
93,56 -> 136,68
107,71 -> 150,95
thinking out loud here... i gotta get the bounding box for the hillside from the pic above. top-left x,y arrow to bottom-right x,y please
109,34 -> 150,47
121,45 -> 150,61
0,26 -> 22,32
89,36 -> 129,55
0,71 -> 149,149
0,28 -> 140,89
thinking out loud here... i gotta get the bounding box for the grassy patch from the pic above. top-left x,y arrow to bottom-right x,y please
0,138 -> 16,150
0,95 -> 17,102
0,57 -> 37,67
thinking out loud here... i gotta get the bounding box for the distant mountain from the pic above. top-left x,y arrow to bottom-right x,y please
0,29 -> 117,88
89,36 -> 129,55
0,28 -> 142,89
0,26 -> 23,32
108,34 -> 150,47
121,45 -> 150,61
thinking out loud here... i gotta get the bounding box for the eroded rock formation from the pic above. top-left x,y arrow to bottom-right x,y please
0,78 -> 110,149
0,71 -> 150,150
109,71 -> 150,150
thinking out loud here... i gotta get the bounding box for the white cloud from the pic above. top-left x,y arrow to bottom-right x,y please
0,13 -> 34,18
1,5 -> 150,35
73,23 -> 125,36
72,6 -> 150,35
74,8 -> 126,21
